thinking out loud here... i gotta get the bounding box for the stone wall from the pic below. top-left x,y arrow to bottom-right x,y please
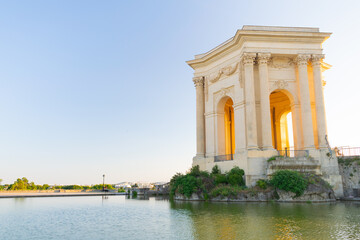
338,157 -> 360,197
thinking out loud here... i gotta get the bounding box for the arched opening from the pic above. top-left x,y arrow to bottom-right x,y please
216,97 -> 235,160
224,98 -> 235,155
270,90 -> 295,155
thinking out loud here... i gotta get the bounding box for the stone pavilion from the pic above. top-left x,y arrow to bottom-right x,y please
187,26 -> 343,197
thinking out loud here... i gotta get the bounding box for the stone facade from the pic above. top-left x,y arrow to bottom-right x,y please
187,26 -> 344,197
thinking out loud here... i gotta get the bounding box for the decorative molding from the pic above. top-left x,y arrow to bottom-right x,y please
272,80 -> 289,89
233,101 -> 245,109
207,62 -> 239,84
311,54 -> 325,66
242,52 -> 256,65
269,56 -> 293,69
219,88 -> 230,97
207,71 -> 222,83
193,76 -> 204,87
204,111 -> 216,117
214,86 -> 234,106
295,54 -> 311,66
257,53 -> 271,65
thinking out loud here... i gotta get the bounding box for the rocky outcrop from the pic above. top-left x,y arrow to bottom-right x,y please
338,157 -> 360,197
175,190 -> 274,202
174,174 -> 336,202
276,174 -> 336,202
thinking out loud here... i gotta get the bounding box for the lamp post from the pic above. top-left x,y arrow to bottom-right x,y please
102,174 -> 105,192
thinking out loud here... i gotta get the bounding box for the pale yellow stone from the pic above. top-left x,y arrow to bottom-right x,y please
187,26 -> 343,197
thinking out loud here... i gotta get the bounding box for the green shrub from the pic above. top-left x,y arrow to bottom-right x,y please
267,155 -> 284,162
226,167 -> 245,186
214,174 -> 228,185
170,173 -> 200,198
188,165 -> 201,177
132,190 -> 137,198
211,165 -> 221,175
177,175 -> 199,198
256,179 -> 268,189
270,170 -> 307,197
267,156 -> 277,162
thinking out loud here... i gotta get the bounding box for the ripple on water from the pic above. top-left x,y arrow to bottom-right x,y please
0,197 -> 359,240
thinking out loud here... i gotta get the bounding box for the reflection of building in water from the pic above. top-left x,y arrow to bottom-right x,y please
187,25 -> 343,197
170,201 -> 350,239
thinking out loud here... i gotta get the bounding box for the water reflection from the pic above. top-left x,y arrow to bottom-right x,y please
170,201 -> 360,239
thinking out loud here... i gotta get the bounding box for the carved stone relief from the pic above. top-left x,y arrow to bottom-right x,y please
207,62 -> 239,84
272,80 -> 289,89
269,57 -> 293,69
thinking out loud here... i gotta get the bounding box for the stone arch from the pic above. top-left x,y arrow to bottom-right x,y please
216,96 -> 235,159
269,89 -> 298,152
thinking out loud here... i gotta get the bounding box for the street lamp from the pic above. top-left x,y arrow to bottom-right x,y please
102,174 -> 105,192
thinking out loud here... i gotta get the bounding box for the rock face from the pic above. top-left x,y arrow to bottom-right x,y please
338,158 -> 360,197
174,190 -> 274,202
174,174 -> 336,202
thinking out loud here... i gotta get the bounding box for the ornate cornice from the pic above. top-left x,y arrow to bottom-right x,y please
257,53 -> 271,65
186,27 -> 331,70
207,62 -> 239,83
193,76 -> 204,87
295,54 -> 311,66
242,52 -> 256,65
311,54 -> 325,66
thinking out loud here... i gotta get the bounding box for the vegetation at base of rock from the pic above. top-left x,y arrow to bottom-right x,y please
211,165 -> 221,175
256,179 -> 269,189
210,185 -> 246,198
270,170 -> 308,197
170,167 -> 335,201
170,165 -> 245,199
267,155 -> 284,162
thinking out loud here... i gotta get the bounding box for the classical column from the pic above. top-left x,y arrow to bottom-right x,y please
193,76 -> 205,157
242,53 -> 258,150
312,54 -> 327,148
295,54 -> 315,149
257,53 -> 273,149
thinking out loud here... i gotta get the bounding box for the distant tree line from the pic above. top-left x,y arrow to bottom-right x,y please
0,177 -> 115,191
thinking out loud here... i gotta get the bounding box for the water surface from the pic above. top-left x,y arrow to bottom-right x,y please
0,196 -> 359,239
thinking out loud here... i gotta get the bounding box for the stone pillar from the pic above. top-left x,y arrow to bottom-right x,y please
242,53 -> 258,150
193,77 -> 205,157
257,53 -> 273,149
295,54 -> 315,149
233,102 -> 246,153
312,54 -> 327,148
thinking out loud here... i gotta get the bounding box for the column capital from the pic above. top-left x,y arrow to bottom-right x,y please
241,52 -> 257,65
193,76 -> 204,87
311,54 -> 325,66
257,53 -> 271,65
295,54 -> 311,66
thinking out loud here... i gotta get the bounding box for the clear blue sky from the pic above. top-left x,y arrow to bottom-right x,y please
1,0 -> 359,185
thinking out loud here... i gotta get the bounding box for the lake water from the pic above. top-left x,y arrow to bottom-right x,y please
0,196 -> 360,239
